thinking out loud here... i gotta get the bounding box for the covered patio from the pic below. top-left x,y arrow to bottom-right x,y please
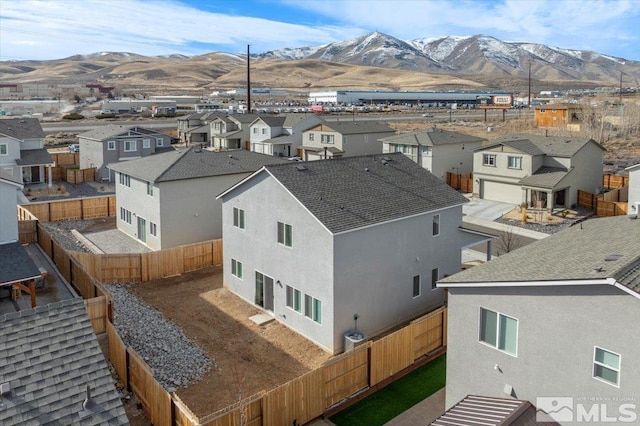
0,242 -> 44,308
16,148 -> 54,188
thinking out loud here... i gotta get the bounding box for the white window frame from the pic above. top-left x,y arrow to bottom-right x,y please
252,127 -> 258,134
304,294 -> 322,324
233,207 -> 245,229
432,214 -> 440,236
124,140 -> 137,152
231,259 -> 243,279
149,222 -> 157,236
261,128 -> 267,135
308,133 -> 314,141
119,173 -> 131,187
507,156 -> 522,170
107,140 -> 116,151
412,275 -> 421,298
320,134 -> 334,144
156,137 -> 163,147
483,153 -> 497,167
147,181 -> 153,196
0,143 -> 7,156
593,346 -> 620,387
479,307 -> 518,357
143,139 -> 151,149
277,221 -> 292,247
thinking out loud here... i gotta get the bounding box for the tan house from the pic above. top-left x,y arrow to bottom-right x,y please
534,103 -> 582,130
300,120 -> 394,161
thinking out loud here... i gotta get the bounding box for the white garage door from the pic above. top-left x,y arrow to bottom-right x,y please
481,180 -> 522,204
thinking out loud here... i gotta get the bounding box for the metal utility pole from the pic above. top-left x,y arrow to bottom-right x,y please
528,61 -> 531,109
247,45 -> 251,114
619,71 -> 623,105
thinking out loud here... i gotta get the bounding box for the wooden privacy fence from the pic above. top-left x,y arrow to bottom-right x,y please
50,152 -> 79,166
65,167 -> 96,184
603,173 -> 629,189
446,172 -> 473,193
72,239 -> 223,283
20,195 -> 116,222
578,190 -> 628,217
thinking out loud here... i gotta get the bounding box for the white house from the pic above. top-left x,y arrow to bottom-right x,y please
108,147 -> 288,250
626,163 -> 640,215
0,170 -> 23,243
250,114 -> 322,158
218,153 -> 492,354
0,118 -> 53,187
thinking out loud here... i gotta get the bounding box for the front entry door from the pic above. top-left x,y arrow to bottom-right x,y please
255,271 -> 274,312
137,216 -> 146,243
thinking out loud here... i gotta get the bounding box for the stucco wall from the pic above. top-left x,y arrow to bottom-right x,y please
445,284 -> 640,409
0,137 -> 21,179
114,172 -> 161,250
79,138 -> 106,179
628,166 -> 640,214
0,182 -> 19,242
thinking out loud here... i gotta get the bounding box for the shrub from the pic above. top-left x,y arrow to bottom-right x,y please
62,113 -> 85,120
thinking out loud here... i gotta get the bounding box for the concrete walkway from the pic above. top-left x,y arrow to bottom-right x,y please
384,388 -> 445,426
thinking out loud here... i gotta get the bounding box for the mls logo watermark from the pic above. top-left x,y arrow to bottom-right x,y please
537,397 -> 638,423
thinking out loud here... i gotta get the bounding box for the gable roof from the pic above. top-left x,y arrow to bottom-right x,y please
312,120 -> 394,135
224,153 -> 467,234
254,116 -> 286,127
0,242 -> 41,285
229,113 -> 261,124
519,166 -> 570,188
380,128 -> 485,147
439,215 -> 640,297
0,169 -> 23,187
0,118 -> 44,140
108,147 -> 288,183
491,134 -> 604,158
78,124 -> 165,141
0,298 -> 128,425
15,148 -> 54,167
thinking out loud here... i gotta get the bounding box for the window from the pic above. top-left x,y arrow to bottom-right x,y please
150,222 -> 157,236
156,138 -> 163,147
412,275 -> 420,298
233,207 -> 245,229
308,133 -> 314,141
252,127 -> 258,134
107,140 -> 116,150
483,154 -> 497,166
313,298 -> 322,323
124,140 -> 137,152
286,286 -> 302,313
431,268 -> 439,289
593,347 -> 620,386
540,109 -> 546,113
321,134 -> 334,144
147,182 -> 153,196
421,146 -> 432,155
231,259 -> 243,279
507,156 -> 522,169
143,139 -> 151,148
304,294 -> 321,323
0,143 -> 7,155
119,173 -> 131,187
261,128 -> 267,135
432,214 -> 440,236
277,222 -> 292,247
119,207 -> 132,224
304,294 -> 312,318
479,308 -> 518,356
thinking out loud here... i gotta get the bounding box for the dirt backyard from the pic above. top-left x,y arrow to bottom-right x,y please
128,267 -> 331,418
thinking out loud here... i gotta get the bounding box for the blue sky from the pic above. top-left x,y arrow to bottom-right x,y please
1,0 -> 639,61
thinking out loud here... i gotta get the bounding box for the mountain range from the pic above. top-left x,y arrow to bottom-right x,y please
1,32 -> 638,93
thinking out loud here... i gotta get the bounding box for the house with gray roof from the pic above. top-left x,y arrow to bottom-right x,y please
300,120 -> 394,161
210,114 -> 261,151
473,134 -> 605,209
176,111 -> 221,145
0,118 -> 53,187
438,215 -> 640,417
108,147 -> 287,250
0,298 -> 128,425
217,153 -> 492,353
0,169 -> 23,243
250,114 -> 323,158
78,124 -> 173,181
381,127 -> 485,179
627,163 -> 640,215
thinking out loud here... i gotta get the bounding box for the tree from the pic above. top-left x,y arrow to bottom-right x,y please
496,226 -> 522,256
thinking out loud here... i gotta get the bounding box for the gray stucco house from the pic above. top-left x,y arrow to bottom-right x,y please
176,111 -> 219,144
627,163 -> 640,215
0,170 -> 22,243
78,124 -> 173,181
0,118 -> 53,187
381,127 -> 485,179
210,114 -> 260,150
250,114 -> 322,158
300,120 -> 394,161
473,134 -> 605,210
439,215 -> 640,419
108,147 -> 287,250
218,153 -> 491,354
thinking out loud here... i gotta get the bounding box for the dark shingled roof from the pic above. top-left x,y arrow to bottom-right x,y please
494,134 -> 605,158
0,242 -> 41,286
380,128 -> 485,147
519,166 -> 570,188
262,152 -> 468,234
15,148 -> 54,166
0,118 -> 44,140
78,124 -> 167,141
255,116 -> 287,127
316,120 -> 394,135
109,147 -> 288,183
0,298 -> 128,425
439,215 -> 640,296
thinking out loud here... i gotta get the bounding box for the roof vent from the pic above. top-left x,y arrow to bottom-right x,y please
228,154 -> 234,159
1,382 -> 12,398
593,266 -> 605,273
78,385 -> 102,419
296,165 -> 307,171
365,168 -> 369,172
604,254 -> 622,262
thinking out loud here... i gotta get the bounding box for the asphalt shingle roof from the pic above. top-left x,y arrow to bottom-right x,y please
0,169 -> 22,186
519,166 -> 570,188
380,128 -> 485,147
108,147 -> 288,183
15,148 -> 54,166
256,116 -> 286,127
0,242 -> 41,285
261,152 -> 468,234
0,118 -> 44,140
0,298 -> 129,425
78,125 -> 165,141
315,120 -> 394,135
494,134 -> 604,158
439,215 -> 640,295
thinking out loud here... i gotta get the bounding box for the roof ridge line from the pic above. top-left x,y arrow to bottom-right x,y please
155,147 -> 194,182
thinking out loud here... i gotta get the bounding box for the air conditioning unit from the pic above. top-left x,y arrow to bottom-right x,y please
344,330 -> 367,352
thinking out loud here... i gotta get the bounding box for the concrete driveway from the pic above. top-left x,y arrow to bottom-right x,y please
462,196 -> 516,221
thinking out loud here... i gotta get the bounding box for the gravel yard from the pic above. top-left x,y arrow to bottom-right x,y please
495,206 -> 594,234
40,217 -> 117,252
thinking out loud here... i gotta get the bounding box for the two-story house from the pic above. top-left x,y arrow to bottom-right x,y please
108,147 -> 287,250
473,134 -> 604,209
210,114 -> 260,150
627,163 -> 640,215
380,127 -> 485,179
218,153 -> 492,354
250,114 -> 323,158
176,111 -> 220,145
78,124 -> 173,181
300,120 -> 394,161
438,215 -> 640,419
0,118 -> 53,187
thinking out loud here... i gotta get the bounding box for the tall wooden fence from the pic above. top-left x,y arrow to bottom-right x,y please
446,172 -> 473,193
578,190 -> 628,217
65,167 -> 97,184
603,173 -> 629,189
20,195 -> 116,222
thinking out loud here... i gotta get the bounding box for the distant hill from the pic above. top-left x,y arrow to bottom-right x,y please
1,32 -> 638,94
